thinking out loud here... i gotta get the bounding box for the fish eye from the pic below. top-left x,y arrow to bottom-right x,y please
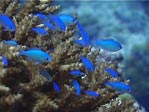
46,58 -> 49,60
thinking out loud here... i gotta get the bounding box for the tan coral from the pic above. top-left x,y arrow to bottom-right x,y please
0,85 -> 10,95
0,94 -> 23,110
33,94 -> 59,112
5,0 -> 20,17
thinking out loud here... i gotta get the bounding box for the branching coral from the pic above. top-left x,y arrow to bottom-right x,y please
0,0 -> 140,112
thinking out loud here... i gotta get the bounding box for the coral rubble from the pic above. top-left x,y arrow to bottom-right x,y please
0,0 -> 141,112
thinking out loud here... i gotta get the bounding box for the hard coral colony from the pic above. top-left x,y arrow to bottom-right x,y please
0,0 -> 138,112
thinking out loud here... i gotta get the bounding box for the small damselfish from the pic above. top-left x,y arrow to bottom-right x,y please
105,81 -> 131,92
19,48 -> 52,64
72,79 -> 81,95
80,56 -> 94,72
0,14 -> 16,32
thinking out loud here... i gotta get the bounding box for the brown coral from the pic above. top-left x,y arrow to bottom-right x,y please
0,0 -> 139,112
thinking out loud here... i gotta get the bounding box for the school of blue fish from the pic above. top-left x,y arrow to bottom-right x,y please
0,13 -> 131,97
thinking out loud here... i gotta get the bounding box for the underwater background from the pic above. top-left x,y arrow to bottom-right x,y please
0,0 -> 148,112
56,1 -> 149,111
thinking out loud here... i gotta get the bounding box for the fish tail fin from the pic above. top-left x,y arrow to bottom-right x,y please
104,81 -> 110,86
91,37 -> 100,46
3,40 -> 6,43
18,50 -> 25,56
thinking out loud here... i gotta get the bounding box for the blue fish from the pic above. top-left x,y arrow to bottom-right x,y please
32,27 -> 48,36
33,13 -> 47,21
105,81 -> 131,92
58,14 -> 76,25
0,14 -> 16,32
77,22 -> 90,46
74,39 -> 86,47
72,80 -> 81,95
105,68 -> 118,78
3,40 -> 18,46
69,70 -> 83,76
40,69 -> 53,82
2,55 -> 8,66
84,90 -> 100,97
43,21 -> 55,31
92,39 -> 122,52
52,82 -> 60,93
80,56 -> 94,72
49,14 -> 66,31
19,48 -> 52,64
